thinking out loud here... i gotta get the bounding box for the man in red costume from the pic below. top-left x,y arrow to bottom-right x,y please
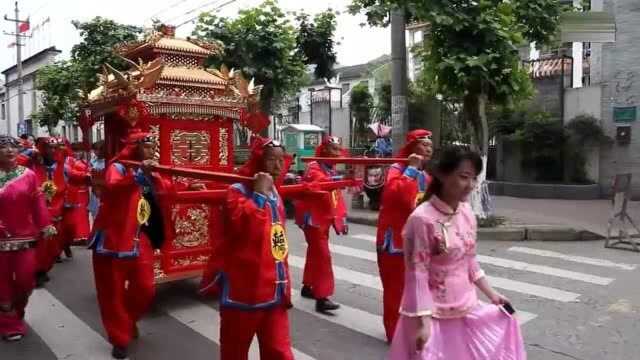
21,137 -> 68,286
376,129 -> 433,342
60,141 -> 91,257
89,131 -> 172,359
200,136 -> 295,360
294,136 -> 347,314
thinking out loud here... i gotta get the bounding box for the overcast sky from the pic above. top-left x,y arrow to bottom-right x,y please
1,0 -> 391,73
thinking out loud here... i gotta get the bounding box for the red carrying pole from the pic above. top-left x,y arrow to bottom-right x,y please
120,160 -> 253,183
300,157 -> 409,165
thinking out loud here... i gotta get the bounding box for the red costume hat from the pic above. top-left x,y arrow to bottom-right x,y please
397,129 -> 433,158
315,135 -> 347,157
237,136 -> 292,182
110,129 -> 155,165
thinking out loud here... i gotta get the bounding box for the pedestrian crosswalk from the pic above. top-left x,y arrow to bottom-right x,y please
6,226 -> 638,360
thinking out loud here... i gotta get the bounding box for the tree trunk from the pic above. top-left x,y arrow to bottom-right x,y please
463,91 -> 491,219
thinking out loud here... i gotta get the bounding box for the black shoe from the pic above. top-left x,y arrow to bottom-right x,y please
35,272 -> 50,288
132,325 -> 139,339
111,346 -> 128,359
55,256 -> 63,263
3,333 -> 23,342
301,285 -> 314,299
315,298 -> 340,313
64,246 -> 73,259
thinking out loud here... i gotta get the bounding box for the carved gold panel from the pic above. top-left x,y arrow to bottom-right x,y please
149,124 -> 161,161
172,204 -> 210,249
171,254 -> 209,267
170,130 -> 210,166
219,127 -> 229,166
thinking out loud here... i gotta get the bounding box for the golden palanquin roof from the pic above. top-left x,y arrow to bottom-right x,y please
84,25 -> 261,120
115,25 -> 222,59
159,67 -> 226,87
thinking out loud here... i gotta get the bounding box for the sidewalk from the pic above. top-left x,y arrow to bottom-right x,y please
346,195 -> 640,239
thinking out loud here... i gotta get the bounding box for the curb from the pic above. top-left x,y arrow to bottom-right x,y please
347,216 -> 604,241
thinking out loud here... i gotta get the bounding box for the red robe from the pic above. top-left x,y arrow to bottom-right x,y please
29,156 -> 67,273
201,183 -> 294,360
90,162 -> 174,348
293,161 -> 347,299
61,157 -> 91,246
376,163 -> 431,342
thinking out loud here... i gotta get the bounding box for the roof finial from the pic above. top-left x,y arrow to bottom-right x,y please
159,24 -> 176,38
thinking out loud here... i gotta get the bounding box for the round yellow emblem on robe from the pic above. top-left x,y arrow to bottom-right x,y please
41,180 -> 58,202
270,223 -> 288,261
137,197 -> 151,225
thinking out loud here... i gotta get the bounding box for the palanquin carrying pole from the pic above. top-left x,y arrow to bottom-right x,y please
301,157 -> 410,165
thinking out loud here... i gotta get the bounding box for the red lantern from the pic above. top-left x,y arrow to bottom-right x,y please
239,109 -> 270,133
117,99 -> 150,127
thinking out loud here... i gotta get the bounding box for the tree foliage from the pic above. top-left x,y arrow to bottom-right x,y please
33,17 -> 141,131
32,61 -> 81,132
349,83 -> 374,146
350,0 -> 563,155
194,0 -> 338,113
71,17 -> 142,96
295,10 -> 338,80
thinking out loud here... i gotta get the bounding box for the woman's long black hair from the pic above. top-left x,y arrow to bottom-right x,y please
421,145 -> 483,203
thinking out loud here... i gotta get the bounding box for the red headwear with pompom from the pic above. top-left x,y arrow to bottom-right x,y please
397,129 -> 432,158
315,135 -> 348,157
110,129 -> 154,165
237,135 -> 292,184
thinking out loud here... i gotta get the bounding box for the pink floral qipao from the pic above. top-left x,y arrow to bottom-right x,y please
388,196 -> 526,360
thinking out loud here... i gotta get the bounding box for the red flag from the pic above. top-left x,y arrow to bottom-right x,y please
18,19 -> 30,33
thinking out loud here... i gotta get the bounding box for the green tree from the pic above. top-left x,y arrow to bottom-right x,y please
349,0 -> 562,158
193,0 -> 338,114
32,61 -> 81,134
349,83 -> 374,146
71,17 -> 142,97
295,10 -> 338,80
33,17 -> 141,132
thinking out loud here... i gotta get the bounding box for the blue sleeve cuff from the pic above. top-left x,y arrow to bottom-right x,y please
134,169 -> 151,186
331,175 -> 344,181
403,166 -> 420,179
252,192 -> 267,208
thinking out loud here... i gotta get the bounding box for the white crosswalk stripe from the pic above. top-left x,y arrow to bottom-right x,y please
329,240 -> 581,302
161,295 -> 315,360
335,242 -> 613,285
288,254 -> 540,323
508,246 -> 638,271
291,289 -> 387,341
26,289 -> 113,360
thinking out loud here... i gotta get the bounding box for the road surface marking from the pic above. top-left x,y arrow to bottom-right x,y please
26,289 -> 113,360
291,288 -> 387,341
476,255 -> 614,285
350,234 -> 377,243
508,246 -> 637,271
291,252 -> 559,312
162,296 -> 315,360
333,242 -> 611,286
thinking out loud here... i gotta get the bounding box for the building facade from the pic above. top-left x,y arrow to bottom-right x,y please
1,46 -> 62,138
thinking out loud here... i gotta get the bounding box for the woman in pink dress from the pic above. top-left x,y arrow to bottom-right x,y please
0,135 -> 55,341
388,145 -> 526,360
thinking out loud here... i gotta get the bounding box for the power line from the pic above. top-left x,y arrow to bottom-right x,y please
165,0 -> 235,25
175,0 -> 239,28
147,0 -> 192,23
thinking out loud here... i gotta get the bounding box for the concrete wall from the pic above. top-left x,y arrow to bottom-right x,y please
564,86 -> 602,121
599,0 -> 640,198
530,77 -> 564,119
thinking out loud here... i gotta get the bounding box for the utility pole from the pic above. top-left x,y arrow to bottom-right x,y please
4,1 -> 29,136
390,8 -> 408,154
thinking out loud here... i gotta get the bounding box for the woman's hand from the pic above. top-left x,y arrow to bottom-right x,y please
489,291 -> 510,306
415,316 -> 431,352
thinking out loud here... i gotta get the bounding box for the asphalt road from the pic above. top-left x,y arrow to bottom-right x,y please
1,222 -> 639,360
